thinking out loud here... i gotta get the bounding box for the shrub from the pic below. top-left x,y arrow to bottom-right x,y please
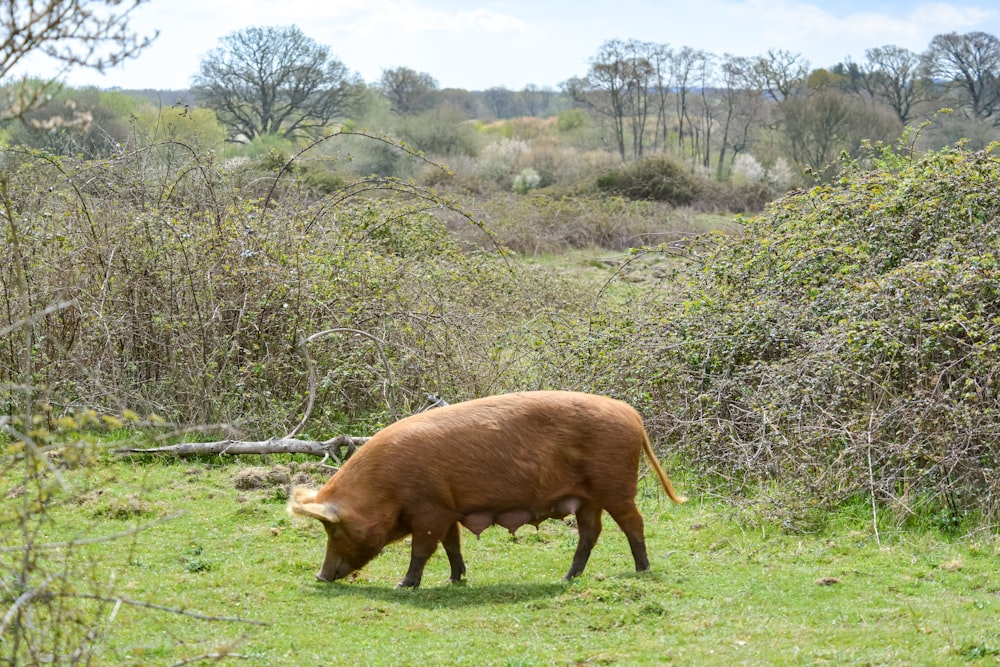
0,137 -> 574,434
512,168 -> 541,194
595,155 -> 703,205
395,107 -> 481,157
546,144 -> 1000,527
477,138 -> 530,185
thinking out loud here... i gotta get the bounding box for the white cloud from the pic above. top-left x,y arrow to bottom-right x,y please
19,0 -> 1000,91
334,2 -> 526,37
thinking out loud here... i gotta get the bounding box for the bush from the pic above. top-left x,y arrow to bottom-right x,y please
395,107 -> 481,158
547,144 -> 1000,528
595,155 -> 703,205
0,137 -> 576,434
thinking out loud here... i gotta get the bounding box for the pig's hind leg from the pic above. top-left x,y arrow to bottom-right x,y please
606,499 -> 650,572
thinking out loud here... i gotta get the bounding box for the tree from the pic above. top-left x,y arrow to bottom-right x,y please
438,88 -> 481,118
192,25 -> 361,142
6,86 -> 138,156
379,66 -> 439,114
519,84 -> 554,117
854,45 -> 930,126
923,31 -> 1000,121
482,86 -> 519,119
670,46 -> 702,156
783,89 -> 899,174
691,52 -> 717,169
646,43 -> 672,153
568,39 -> 662,161
716,54 -> 766,178
757,49 -> 809,102
1,0 -> 156,120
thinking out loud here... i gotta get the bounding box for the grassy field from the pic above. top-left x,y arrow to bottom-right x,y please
13,454 -> 1000,666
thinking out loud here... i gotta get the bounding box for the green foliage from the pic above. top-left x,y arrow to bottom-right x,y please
135,104 -> 225,147
395,107 -> 480,157
557,108 -> 586,133
463,194 -> 726,254
585,144 -> 1000,525
2,86 -> 136,157
231,133 -> 299,167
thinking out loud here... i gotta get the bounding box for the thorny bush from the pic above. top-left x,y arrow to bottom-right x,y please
0,137 -> 580,435
548,143 -> 1000,529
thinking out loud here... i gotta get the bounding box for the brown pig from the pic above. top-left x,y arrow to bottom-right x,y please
287,390 -> 686,587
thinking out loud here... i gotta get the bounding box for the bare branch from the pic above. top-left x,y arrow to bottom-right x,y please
74,594 -> 271,626
0,513 -> 185,553
285,328 -> 398,439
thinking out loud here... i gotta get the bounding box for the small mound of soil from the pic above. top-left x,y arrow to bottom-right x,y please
233,466 -> 291,490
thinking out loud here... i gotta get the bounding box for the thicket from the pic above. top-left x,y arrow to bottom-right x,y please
0,138 -> 588,437
595,154 -> 775,211
547,141 -> 1000,529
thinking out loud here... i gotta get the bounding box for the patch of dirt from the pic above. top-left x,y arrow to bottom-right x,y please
232,465 -> 292,490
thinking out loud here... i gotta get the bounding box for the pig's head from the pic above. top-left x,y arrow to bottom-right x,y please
287,486 -> 380,582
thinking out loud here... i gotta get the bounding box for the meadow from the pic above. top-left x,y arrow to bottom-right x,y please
17,454 -> 1000,666
5,136 -> 1000,665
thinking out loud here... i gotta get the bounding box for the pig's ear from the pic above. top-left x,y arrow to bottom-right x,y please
287,486 -> 341,523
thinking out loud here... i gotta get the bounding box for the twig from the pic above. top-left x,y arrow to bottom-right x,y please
866,411 -> 881,547
0,300 -> 75,338
284,328 -> 398,439
0,512 -> 184,553
0,574 -> 59,637
74,594 -> 270,626
171,652 -> 249,667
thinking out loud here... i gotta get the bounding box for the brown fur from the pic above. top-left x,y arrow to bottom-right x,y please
287,390 -> 685,587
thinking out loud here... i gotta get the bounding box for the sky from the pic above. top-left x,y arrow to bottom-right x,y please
16,0 -> 1000,92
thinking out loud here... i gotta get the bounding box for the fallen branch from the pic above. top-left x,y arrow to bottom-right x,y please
113,435 -> 369,461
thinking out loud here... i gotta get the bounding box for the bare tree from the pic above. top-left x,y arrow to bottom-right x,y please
568,39 -> 663,161
692,52 -> 717,170
567,40 -> 629,160
753,49 -> 811,159
192,25 -> 361,142
757,49 -> 810,102
670,47 -> 711,158
783,88 -> 899,174
1,0 -> 156,119
852,45 -> 930,125
647,43 -> 672,153
923,31 -> 1000,121
379,66 -> 439,114
716,54 -> 766,178
482,86 -> 519,119
519,84 -> 553,117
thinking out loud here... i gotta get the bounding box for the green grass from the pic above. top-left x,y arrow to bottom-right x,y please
7,455 -> 1000,666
